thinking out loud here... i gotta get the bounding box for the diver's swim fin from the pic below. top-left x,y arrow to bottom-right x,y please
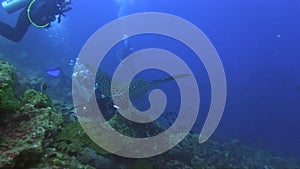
46,67 -> 63,77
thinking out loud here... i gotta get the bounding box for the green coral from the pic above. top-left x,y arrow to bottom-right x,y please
36,148 -> 95,169
195,162 -> 209,169
133,159 -> 154,169
50,122 -> 109,155
0,87 -> 63,168
108,113 -> 163,138
21,89 -> 53,109
0,61 -> 20,112
0,103 -> 63,168
13,148 -> 44,169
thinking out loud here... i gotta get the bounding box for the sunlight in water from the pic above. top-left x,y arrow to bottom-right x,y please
114,0 -> 136,17
44,17 -> 70,48
114,0 -> 135,6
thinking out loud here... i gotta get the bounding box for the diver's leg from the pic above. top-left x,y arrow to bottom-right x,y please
14,9 -> 31,41
0,9 -> 31,42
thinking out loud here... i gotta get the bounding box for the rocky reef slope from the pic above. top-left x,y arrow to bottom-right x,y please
0,61 -> 299,169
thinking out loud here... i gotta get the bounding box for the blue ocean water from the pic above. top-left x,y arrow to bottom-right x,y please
0,0 -> 299,162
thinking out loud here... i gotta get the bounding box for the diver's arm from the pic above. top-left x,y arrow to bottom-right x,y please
0,9 -> 31,42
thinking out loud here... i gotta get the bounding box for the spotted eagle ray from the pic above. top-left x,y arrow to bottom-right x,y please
73,64 -> 190,110
94,70 -> 190,110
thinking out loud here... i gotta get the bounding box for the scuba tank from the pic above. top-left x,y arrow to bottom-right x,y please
1,0 -> 31,13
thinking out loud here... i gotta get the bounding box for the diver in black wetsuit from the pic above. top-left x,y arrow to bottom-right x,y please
0,0 -> 71,42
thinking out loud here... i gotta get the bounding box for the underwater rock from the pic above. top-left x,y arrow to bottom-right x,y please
14,74 -> 45,96
0,61 -> 78,168
52,100 -> 78,124
0,61 -> 20,113
167,134 -> 199,165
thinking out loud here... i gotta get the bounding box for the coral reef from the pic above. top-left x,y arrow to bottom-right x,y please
0,61 -> 20,113
0,61 -> 93,169
0,88 -> 62,168
35,148 -> 95,169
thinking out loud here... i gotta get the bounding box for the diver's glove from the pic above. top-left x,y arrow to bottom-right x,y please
56,0 -> 72,13
56,0 -> 72,23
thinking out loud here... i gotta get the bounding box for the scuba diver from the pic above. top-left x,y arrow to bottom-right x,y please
0,0 -> 72,42
117,34 -> 134,61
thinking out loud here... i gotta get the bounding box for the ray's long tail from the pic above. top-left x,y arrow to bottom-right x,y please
150,74 -> 191,86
